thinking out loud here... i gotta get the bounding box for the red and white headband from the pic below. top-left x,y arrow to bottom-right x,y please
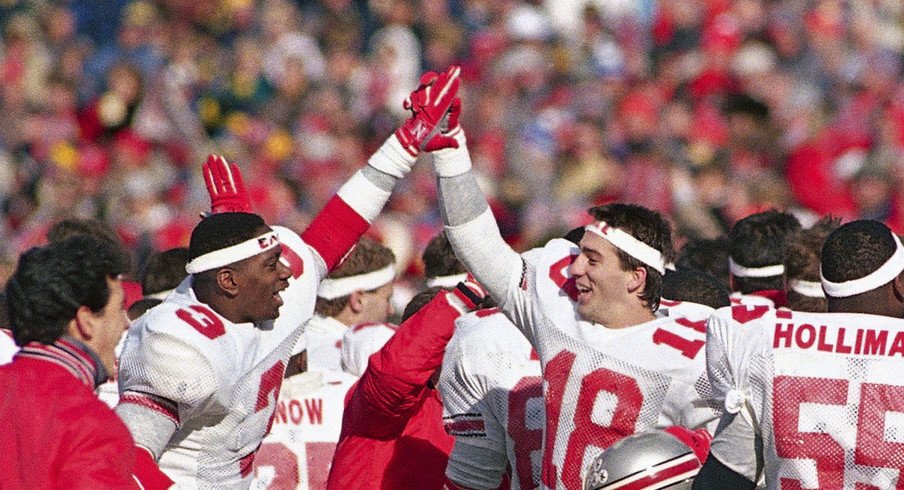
185,231 -> 281,274
426,273 -> 468,288
821,234 -> 904,298
318,263 -> 396,300
585,221 -> 666,274
728,258 -> 785,278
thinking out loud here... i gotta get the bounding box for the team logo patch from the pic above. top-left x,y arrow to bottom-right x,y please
258,234 -> 280,249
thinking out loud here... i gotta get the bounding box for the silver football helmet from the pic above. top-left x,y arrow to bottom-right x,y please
582,430 -> 703,490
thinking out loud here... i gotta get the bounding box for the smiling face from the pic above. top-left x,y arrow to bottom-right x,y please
234,227 -> 292,322
569,230 -> 650,328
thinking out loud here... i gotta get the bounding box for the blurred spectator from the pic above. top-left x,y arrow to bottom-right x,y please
1,0 -> 904,290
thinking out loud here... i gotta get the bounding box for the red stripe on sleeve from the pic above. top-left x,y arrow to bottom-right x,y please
120,392 -> 180,426
301,196 -> 370,271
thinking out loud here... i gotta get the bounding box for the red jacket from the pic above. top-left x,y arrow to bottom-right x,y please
0,337 -> 146,489
327,291 -> 469,490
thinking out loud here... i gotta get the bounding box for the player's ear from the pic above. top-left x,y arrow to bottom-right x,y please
348,290 -> 365,314
72,305 -> 97,340
627,266 -> 647,294
892,273 -> 904,304
215,267 -> 240,296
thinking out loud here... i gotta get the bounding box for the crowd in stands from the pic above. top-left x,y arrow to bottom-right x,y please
1,0 -> 903,295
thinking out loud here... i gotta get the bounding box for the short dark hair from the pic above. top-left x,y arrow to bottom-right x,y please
563,226 -> 586,245
785,217 -> 841,312
821,220 -> 897,285
6,236 -> 128,345
662,270 -> 730,309
47,218 -> 133,275
401,287 -> 443,323
188,212 -> 268,261
188,213 -> 268,289
142,247 -> 189,295
729,210 -> 801,293
422,232 -> 465,279
676,237 -> 730,291
315,237 -> 396,317
587,203 -> 675,311
47,217 -> 122,245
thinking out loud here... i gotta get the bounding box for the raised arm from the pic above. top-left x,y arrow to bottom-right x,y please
345,280 -> 487,440
202,66 -> 462,280
427,92 -> 523,305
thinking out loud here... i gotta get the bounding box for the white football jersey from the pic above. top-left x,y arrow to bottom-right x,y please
659,299 -> 717,320
730,291 -> 783,308
498,239 -> 720,490
118,226 -> 324,488
305,314 -> 346,372
0,328 -> 18,365
440,309 -> 543,490
708,305 -> 904,489
251,369 -> 357,489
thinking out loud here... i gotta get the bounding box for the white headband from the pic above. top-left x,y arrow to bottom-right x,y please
788,279 -> 825,298
728,258 -> 785,278
426,273 -> 468,288
318,264 -> 396,300
185,231 -> 281,274
585,221 -> 666,274
821,234 -> 904,298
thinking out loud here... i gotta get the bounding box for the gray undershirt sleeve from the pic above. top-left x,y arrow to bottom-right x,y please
361,165 -> 399,193
115,403 -> 178,460
436,173 -> 489,226
437,172 -> 521,303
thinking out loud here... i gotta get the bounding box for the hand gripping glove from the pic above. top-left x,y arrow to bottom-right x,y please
397,65 -> 462,156
202,154 -> 252,214
367,65 -> 462,178
425,95 -> 472,177
445,274 -> 489,314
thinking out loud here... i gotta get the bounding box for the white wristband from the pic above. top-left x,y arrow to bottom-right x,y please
431,131 -> 472,177
367,134 -> 418,179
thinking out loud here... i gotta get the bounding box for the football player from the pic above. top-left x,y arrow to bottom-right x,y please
115,66 -> 461,487
422,231 -> 469,288
783,216 -> 841,313
250,332 -> 358,489
727,210 -> 801,308
439,230 -> 583,490
426,87 -> 721,489
660,269 -> 731,318
698,219 -> 904,488
306,237 -> 396,372
440,307 -> 543,490
675,237 -> 730,292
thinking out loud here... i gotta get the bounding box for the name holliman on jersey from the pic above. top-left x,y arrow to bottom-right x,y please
774,321 -> 904,357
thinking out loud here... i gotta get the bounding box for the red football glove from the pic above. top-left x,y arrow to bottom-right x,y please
664,426 -> 712,464
423,96 -> 461,152
395,65 -> 461,157
203,154 -> 252,214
